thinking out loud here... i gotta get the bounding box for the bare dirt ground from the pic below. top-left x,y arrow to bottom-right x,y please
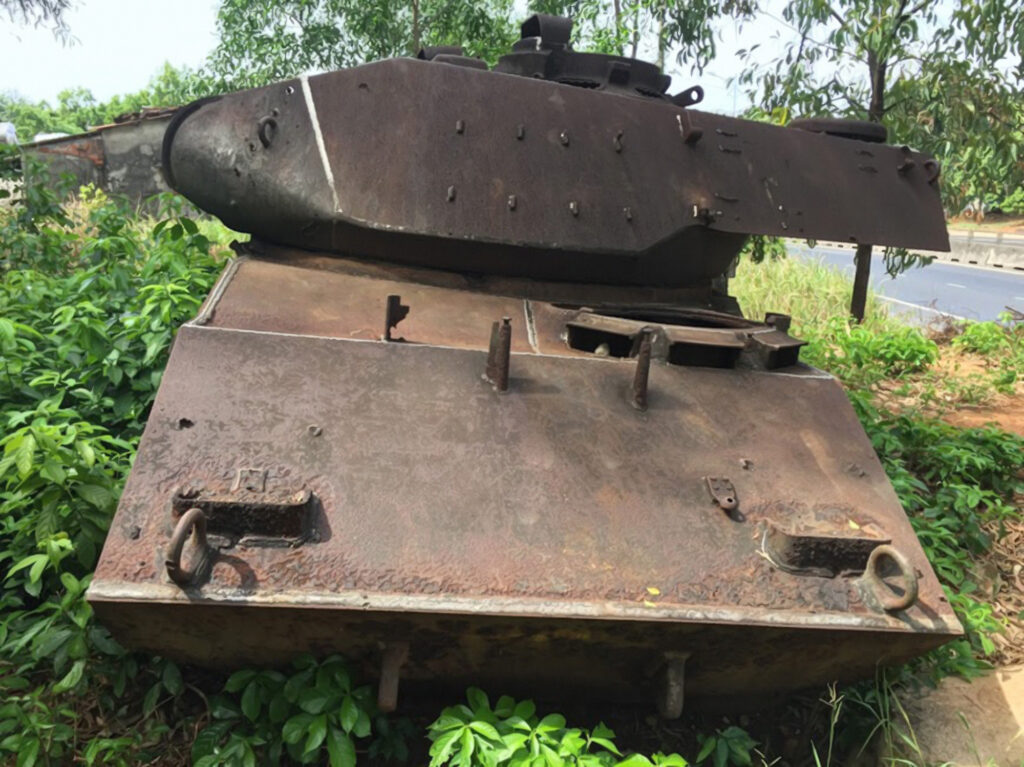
948,212 -> 1024,235
946,394 -> 1024,435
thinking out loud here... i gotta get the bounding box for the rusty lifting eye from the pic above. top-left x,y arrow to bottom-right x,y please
165,507 -> 210,586
862,544 -> 919,612
923,159 -> 940,185
257,116 -> 278,148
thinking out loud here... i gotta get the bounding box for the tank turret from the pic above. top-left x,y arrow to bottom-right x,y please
89,16 -> 959,716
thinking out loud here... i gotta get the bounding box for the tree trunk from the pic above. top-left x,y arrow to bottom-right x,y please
850,243 -> 872,322
849,50 -> 886,322
411,0 -> 421,55
630,7 -> 640,59
612,0 -> 622,55
657,8 -> 666,70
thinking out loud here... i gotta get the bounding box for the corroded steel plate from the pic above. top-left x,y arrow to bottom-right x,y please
89,256 -> 961,707
164,57 -> 948,288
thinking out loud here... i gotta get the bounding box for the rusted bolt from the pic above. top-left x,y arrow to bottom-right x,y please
559,130 -> 570,146
516,124 -> 525,140
739,458 -> 753,470
308,424 -> 323,437
631,327 -> 654,411
569,200 -> 579,216
624,206 -> 633,222
613,130 -> 624,152
455,119 -> 465,134
485,317 -> 512,392
446,185 -> 456,202
507,194 -> 517,211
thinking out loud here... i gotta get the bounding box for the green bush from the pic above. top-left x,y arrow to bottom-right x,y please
801,319 -> 938,387
192,655 -> 377,766
427,689 -> 687,767
1,175 -> 1021,765
0,177 -> 222,765
953,320 -> 1011,356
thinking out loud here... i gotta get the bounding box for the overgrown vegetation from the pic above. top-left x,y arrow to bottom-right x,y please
1,170 -> 1022,765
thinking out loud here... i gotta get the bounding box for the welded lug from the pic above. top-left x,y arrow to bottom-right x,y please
676,111 -> 703,145
748,328 -> 806,369
671,85 -> 704,108
383,294 -> 409,341
656,652 -> 690,719
630,327 -> 654,410
377,642 -> 410,713
256,116 -> 277,148
763,312 -> 792,333
705,476 -> 738,514
859,544 -> 920,613
484,317 -> 512,392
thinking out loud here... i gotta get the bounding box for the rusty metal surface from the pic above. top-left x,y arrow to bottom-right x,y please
164,46 -> 948,289
90,256 -> 960,701
92,18 -> 962,707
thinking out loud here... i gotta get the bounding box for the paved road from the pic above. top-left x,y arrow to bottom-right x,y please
788,243 -> 1024,323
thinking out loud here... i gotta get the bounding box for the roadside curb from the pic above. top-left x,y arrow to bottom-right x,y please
788,233 -> 1024,272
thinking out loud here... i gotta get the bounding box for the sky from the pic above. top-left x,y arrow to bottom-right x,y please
0,0 -> 788,115
1,0 -> 220,102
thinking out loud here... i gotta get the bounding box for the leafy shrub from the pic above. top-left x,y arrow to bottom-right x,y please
952,321 -> 1011,356
802,319 -> 938,387
0,178 -> 222,765
427,688 -> 688,767
192,655 -> 377,766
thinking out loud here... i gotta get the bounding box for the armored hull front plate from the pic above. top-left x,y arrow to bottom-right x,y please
89,255 -> 961,704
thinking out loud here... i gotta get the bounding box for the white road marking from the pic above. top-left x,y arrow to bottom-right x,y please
876,295 -> 968,321
946,282 -> 966,288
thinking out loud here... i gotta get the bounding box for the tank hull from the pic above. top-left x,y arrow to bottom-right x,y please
89,252 -> 960,708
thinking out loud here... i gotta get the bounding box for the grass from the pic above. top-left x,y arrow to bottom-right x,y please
731,254 -> 901,336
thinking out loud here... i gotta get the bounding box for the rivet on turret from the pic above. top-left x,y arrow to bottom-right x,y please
614,130 -> 624,152
569,200 -> 579,216
624,206 -> 633,222
455,120 -> 465,134
447,185 -> 457,202
516,124 -> 526,140
631,327 -> 654,411
508,195 -> 517,211
560,130 -> 570,146
485,317 -> 512,392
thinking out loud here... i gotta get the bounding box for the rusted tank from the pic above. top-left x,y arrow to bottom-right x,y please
88,15 -> 960,715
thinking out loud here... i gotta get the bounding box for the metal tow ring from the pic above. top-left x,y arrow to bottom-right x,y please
165,507 -> 209,586
863,544 -> 919,612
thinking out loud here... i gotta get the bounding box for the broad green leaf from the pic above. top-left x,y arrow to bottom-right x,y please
326,727 -> 356,767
